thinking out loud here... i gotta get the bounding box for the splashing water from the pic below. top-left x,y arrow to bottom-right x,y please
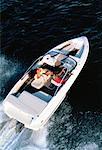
18,124 -> 49,150
0,55 -> 23,101
0,103 -> 11,129
0,55 -> 50,150
0,98 -> 49,150
0,102 -> 49,150
75,142 -> 99,150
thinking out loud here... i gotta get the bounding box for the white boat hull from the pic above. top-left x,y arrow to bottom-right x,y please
3,36 -> 89,130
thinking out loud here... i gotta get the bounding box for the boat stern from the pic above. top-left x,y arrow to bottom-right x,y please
3,94 -> 34,126
3,91 -> 48,130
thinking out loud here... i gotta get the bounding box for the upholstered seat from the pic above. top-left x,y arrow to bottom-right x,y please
4,91 -> 47,126
31,74 -> 51,89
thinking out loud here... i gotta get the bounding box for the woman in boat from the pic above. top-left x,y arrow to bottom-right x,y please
52,67 -> 67,84
31,67 -> 54,89
34,68 -> 53,80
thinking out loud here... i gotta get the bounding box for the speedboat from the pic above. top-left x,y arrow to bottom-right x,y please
3,36 -> 89,131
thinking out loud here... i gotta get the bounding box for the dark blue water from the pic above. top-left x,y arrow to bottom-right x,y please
0,0 -> 102,150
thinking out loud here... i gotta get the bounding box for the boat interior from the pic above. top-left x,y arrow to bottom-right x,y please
3,38 -> 88,128
15,42 -> 81,102
14,40 -> 84,105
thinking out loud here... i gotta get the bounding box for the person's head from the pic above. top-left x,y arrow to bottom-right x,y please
55,60 -> 61,66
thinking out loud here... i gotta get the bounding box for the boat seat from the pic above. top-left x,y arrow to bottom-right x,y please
3,91 -> 47,126
41,54 -> 62,67
6,91 -> 47,115
33,91 -> 52,103
51,79 -> 62,87
19,91 -> 47,114
4,94 -> 36,115
31,74 -> 51,89
41,54 -> 56,66
54,54 -> 66,62
3,94 -> 36,125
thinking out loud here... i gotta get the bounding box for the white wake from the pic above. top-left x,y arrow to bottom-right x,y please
0,103 -> 49,150
0,55 -> 49,150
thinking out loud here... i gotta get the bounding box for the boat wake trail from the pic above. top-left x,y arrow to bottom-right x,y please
0,103 -> 49,150
0,55 -> 49,150
0,104 -> 24,150
0,119 -> 24,150
0,55 -> 23,101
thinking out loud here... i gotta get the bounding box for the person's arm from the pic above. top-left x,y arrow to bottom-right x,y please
57,68 -> 66,76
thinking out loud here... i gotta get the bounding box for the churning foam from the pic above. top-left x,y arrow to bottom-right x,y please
0,103 -> 49,150
0,55 -> 49,150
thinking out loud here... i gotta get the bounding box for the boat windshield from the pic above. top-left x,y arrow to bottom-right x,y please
47,51 -> 59,57
62,57 -> 77,71
47,50 -> 67,58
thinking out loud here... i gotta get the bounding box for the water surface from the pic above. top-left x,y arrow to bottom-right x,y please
0,0 -> 102,149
